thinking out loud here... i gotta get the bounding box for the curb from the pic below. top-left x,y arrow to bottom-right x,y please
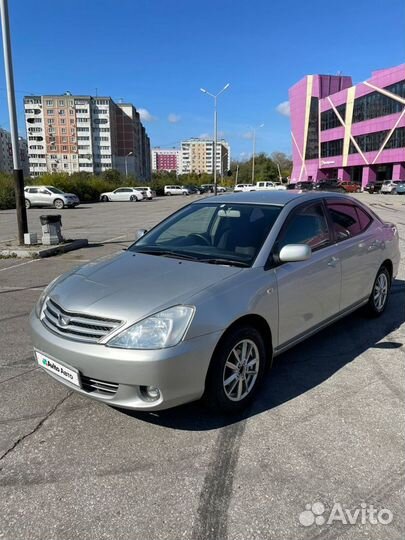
0,239 -> 88,259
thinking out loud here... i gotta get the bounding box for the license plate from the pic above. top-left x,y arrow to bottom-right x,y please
36,351 -> 80,387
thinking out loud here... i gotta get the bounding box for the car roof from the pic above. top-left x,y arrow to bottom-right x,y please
194,190 -> 356,207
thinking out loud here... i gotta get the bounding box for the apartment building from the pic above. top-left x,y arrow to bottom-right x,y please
0,129 -> 29,177
151,148 -> 181,173
24,93 -> 151,180
180,138 -> 230,175
290,63 -> 405,185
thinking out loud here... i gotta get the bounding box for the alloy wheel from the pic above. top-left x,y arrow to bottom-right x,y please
373,272 -> 388,311
222,339 -> 260,401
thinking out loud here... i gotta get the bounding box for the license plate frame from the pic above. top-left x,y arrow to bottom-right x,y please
36,351 -> 81,388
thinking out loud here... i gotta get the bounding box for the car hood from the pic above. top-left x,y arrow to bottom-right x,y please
49,251 -> 242,324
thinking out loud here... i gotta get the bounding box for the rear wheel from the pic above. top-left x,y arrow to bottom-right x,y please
130,195 -> 137,202
204,325 -> 268,413
25,199 -> 31,209
364,266 -> 390,317
54,199 -> 64,209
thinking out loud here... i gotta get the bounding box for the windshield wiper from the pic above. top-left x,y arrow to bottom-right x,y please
135,249 -> 200,261
202,258 -> 250,267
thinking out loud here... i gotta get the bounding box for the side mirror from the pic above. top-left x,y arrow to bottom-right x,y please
279,244 -> 312,263
136,229 -> 147,240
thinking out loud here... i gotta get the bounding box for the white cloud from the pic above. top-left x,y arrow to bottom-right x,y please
276,101 -> 290,117
138,108 -> 156,122
168,113 -> 181,124
243,131 -> 254,140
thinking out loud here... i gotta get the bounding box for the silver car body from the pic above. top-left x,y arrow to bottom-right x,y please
24,186 -> 80,208
133,187 -> 156,199
164,185 -> 189,195
30,192 -> 400,411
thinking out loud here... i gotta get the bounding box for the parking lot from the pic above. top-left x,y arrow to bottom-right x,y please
0,192 -> 404,540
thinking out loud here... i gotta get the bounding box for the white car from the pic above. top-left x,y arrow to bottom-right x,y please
24,186 -> 80,209
255,181 -> 287,191
133,187 -> 156,200
100,187 -> 144,202
164,185 -> 189,196
234,184 -> 255,192
381,180 -> 403,194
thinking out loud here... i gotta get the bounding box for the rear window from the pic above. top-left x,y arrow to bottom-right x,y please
327,203 -> 372,241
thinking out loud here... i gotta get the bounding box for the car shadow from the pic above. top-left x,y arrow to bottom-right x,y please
117,278 -> 405,431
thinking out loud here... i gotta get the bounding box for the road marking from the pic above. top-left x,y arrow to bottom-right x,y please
0,285 -> 44,291
100,234 -> 127,243
0,259 -> 40,273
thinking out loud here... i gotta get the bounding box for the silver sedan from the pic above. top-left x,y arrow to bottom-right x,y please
30,191 -> 400,413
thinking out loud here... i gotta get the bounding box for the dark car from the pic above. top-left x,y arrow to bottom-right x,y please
313,180 -> 345,193
364,180 -> 384,194
286,182 -> 314,191
183,185 -> 201,195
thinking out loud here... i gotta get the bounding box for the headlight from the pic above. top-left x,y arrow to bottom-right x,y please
35,276 -> 60,318
107,305 -> 195,349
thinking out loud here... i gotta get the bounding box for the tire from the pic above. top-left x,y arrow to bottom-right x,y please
130,195 -> 137,202
364,266 -> 391,317
203,325 -> 269,413
101,195 -> 109,202
54,199 -> 64,209
25,199 -> 31,209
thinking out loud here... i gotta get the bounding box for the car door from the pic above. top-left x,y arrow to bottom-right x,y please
111,188 -> 126,201
273,201 -> 342,347
325,200 -> 380,310
38,188 -> 53,206
26,188 -> 39,205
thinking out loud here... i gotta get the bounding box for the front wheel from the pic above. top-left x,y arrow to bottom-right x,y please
203,325 -> 268,413
101,195 -> 109,202
54,199 -> 64,209
25,199 -> 31,209
364,266 -> 391,317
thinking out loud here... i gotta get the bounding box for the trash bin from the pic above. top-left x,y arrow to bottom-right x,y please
40,215 -> 63,245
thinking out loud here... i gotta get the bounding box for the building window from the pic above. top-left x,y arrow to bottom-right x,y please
320,104 -> 346,131
47,119 -> 54,124
70,119 -> 75,125
46,100 -> 54,106
386,126 -> 405,149
59,109 -> 65,116
60,118 -> 66,125
69,109 -> 74,115
63,155 -> 68,160
305,97 -> 319,159
320,139 -> 343,157
71,146 -> 77,152
62,146 -> 67,151
48,127 -> 55,133
352,91 -> 402,123
58,100 -> 65,106
349,130 -> 388,153
61,128 -> 67,134
47,109 -> 54,115
62,137 -> 68,142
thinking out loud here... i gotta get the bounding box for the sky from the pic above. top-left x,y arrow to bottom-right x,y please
0,0 -> 404,161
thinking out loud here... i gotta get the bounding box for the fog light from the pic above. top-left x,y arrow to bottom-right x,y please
140,385 -> 161,402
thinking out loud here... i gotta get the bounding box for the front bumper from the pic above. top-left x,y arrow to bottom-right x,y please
30,312 -> 221,411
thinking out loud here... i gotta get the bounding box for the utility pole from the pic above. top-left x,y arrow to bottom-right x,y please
0,0 -> 28,244
251,123 -> 264,184
235,164 -> 239,186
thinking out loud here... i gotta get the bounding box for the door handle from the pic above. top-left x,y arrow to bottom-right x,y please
327,256 -> 339,267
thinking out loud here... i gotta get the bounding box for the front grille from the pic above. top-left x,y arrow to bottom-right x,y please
81,375 -> 119,396
42,298 -> 122,343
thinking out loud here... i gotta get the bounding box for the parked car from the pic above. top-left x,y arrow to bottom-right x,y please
200,184 -> 226,193
254,181 -> 287,191
31,191 -> 399,414
100,187 -> 144,202
164,185 -> 189,196
381,180 -> 405,194
24,186 -> 80,209
133,187 -> 156,200
183,185 -> 201,195
294,182 -> 314,191
234,183 -> 255,192
313,180 -> 345,193
364,180 -> 384,194
338,181 -> 361,193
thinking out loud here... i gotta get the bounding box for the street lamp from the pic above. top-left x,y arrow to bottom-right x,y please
274,159 -> 282,182
251,123 -> 264,184
0,0 -> 28,244
200,83 -> 230,195
125,151 -> 133,177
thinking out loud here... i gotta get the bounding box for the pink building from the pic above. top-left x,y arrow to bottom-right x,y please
289,64 -> 405,187
151,148 -> 180,174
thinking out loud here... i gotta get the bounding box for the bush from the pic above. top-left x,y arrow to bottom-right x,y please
0,174 -> 15,210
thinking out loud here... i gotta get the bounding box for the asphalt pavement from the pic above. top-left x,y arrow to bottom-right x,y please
0,193 -> 404,540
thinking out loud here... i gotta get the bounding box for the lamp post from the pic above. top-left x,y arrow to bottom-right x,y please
274,159 -> 282,182
251,123 -> 264,184
125,151 -> 133,177
0,0 -> 28,244
200,83 -> 230,195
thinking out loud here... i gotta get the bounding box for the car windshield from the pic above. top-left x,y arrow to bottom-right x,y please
130,202 -> 282,267
46,187 -> 65,194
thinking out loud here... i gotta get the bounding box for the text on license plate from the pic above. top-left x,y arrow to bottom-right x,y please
36,352 -> 80,387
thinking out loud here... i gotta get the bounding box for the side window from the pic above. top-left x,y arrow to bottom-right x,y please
278,203 -> 330,251
40,189 -> 51,195
327,203 -> 362,241
355,206 -> 372,232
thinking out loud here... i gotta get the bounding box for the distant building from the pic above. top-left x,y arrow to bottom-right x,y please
289,64 -> 405,186
24,94 -> 151,180
180,138 -> 230,175
151,148 -> 181,174
0,128 -> 29,177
